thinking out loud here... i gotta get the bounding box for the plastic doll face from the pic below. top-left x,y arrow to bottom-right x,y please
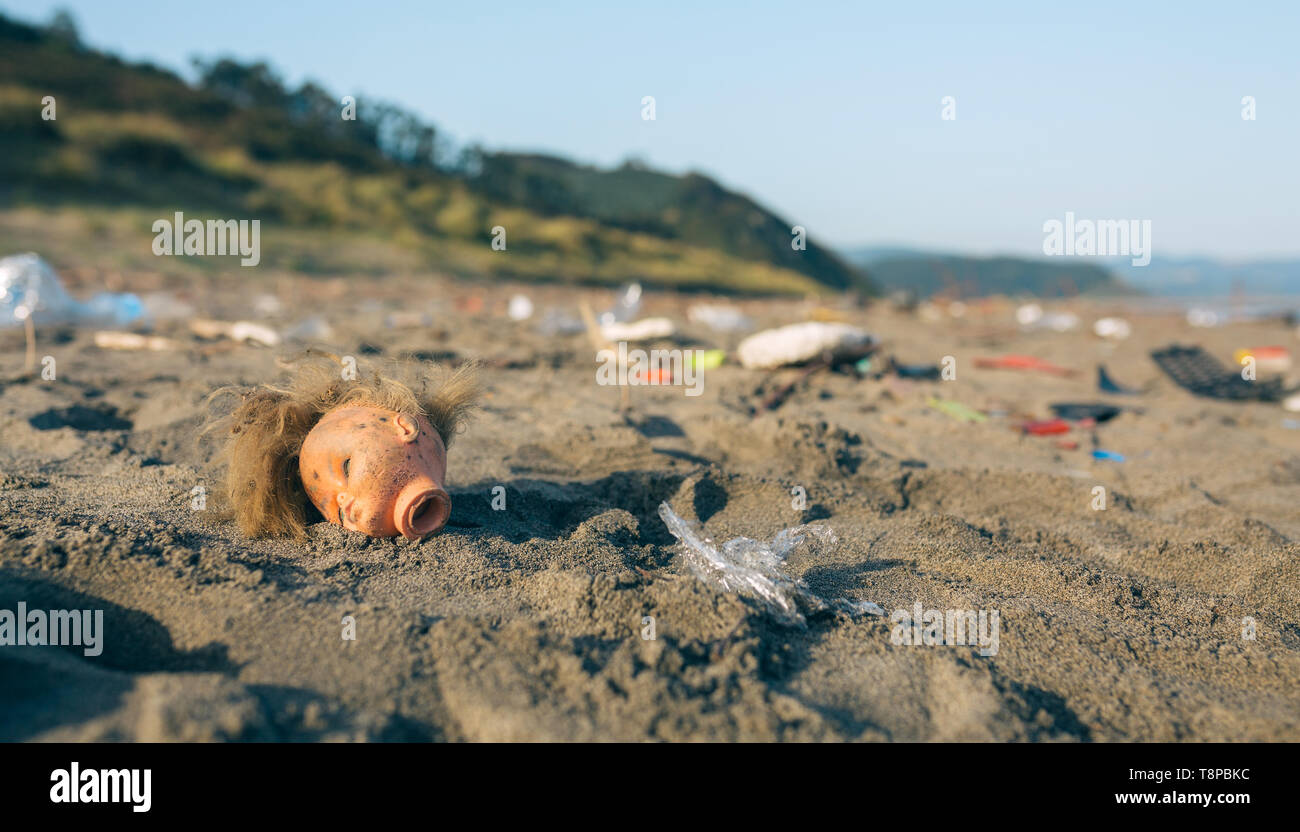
298,405 -> 451,539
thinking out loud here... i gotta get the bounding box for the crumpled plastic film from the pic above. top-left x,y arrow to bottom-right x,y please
0,253 -> 146,329
658,502 -> 884,627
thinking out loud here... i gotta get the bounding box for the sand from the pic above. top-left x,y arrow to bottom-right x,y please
2,272 -> 1298,741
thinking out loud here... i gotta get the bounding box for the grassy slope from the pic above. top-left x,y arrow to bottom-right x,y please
0,15 -> 865,295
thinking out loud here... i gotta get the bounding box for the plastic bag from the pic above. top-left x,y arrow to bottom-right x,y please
0,253 -> 146,329
736,322 -> 876,369
658,502 -> 883,627
598,282 -> 642,326
687,303 -> 753,332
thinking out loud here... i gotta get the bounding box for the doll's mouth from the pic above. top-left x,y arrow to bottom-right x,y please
396,488 -> 451,539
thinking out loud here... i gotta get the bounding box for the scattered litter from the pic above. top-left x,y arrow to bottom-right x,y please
1093,317 -> 1132,339
600,317 -> 675,342
1020,418 -> 1070,436
507,294 -> 534,321
1015,303 -> 1043,326
689,349 -> 726,371
1285,393 -> 1300,413
284,316 -> 333,341
190,318 -> 281,347
1050,403 -> 1122,423
854,356 -> 872,375
252,293 -> 282,317
1098,364 -> 1141,395
1039,311 -> 1080,332
140,291 -> 195,322
888,289 -> 919,312
1056,439 -> 1079,450
93,331 -> 180,351
1016,303 -> 1078,332
384,311 -> 431,329
658,501 -> 884,627
1234,346 -> 1290,374
1186,308 -> 1221,328
928,397 -> 988,423
634,367 -> 673,384
1283,419 -> 1300,430
1092,449 -> 1126,462
808,306 -> 850,323
918,302 -> 943,322
1151,345 -> 1288,402
1,253 -> 146,329
687,303 -> 752,332
737,322 -> 876,369
975,354 -> 1076,376
455,295 -> 485,315
889,358 -> 941,380
598,282 -> 642,326
535,307 -> 586,336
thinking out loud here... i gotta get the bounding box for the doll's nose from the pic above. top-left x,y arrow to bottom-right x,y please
394,481 -> 451,539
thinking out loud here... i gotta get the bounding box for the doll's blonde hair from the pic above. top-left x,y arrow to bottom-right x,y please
207,352 -> 478,538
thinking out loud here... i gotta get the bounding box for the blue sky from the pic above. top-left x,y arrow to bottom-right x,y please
5,1 -> 1298,258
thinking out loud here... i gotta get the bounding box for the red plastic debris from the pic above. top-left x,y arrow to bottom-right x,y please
1020,418 -> 1071,435
975,354 -> 1076,376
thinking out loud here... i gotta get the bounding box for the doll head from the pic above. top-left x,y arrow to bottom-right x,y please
211,353 -> 477,539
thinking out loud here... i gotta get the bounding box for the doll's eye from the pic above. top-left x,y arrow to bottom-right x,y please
342,457 -> 351,479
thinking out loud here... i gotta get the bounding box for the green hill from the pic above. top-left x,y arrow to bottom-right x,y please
471,153 -> 867,291
0,12 -> 872,295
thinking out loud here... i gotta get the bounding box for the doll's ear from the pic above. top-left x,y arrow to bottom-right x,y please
393,413 -> 420,443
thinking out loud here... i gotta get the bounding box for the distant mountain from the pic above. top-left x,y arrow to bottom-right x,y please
1102,256 -> 1300,297
0,11 -> 871,295
846,247 -> 1130,299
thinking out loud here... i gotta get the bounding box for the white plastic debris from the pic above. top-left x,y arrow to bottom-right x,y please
0,253 -> 146,329
284,316 -> 334,341
598,282 -> 642,326
93,331 -> 180,351
600,317 -> 675,342
1187,307 -> 1220,328
736,322 -> 875,369
687,303 -> 753,332
189,318 -> 281,346
1015,303 -> 1043,326
229,321 -> 280,346
1039,311 -> 1080,332
1284,393 -> 1300,413
1016,303 -> 1078,333
507,294 -> 534,321
1093,316 -> 1132,339
658,502 -> 884,627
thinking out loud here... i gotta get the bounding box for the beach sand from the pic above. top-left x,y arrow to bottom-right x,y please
2,272 -> 1298,741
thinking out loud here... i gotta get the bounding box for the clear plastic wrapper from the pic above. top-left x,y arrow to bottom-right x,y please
658,501 -> 883,626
